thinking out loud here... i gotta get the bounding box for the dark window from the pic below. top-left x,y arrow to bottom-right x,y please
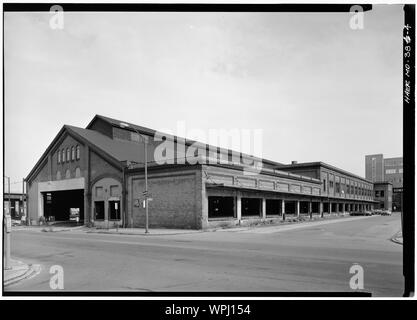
241,198 -> 261,217
71,146 -> 75,160
380,190 -> 384,197
109,200 -> 121,220
323,179 -> 326,191
95,201 -> 105,220
76,145 -> 80,160
208,196 -> 234,218
66,148 -> 70,162
335,182 -> 340,193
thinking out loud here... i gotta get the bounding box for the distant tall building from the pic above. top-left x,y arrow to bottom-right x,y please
365,154 -> 403,211
365,154 -> 384,182
383,157 -> 403,188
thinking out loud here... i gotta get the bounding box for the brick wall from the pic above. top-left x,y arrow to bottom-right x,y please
27,160 -> 50,222
89,151 -> 122,184
51,135 -> 85,181
127,167 -> 202,229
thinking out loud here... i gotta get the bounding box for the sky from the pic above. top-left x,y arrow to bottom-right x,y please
4,5 -> 404,192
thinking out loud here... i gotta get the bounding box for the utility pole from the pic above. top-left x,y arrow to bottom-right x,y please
8,176 -> 11,215
22,178 -> 25,222
119,122 -> 150,234
144,136 -> 149,234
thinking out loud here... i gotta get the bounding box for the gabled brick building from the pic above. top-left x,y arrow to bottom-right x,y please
26,115 -> 377,229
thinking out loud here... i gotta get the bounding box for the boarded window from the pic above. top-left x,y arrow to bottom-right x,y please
95,186 -> 103,198
110,185 -> 119,197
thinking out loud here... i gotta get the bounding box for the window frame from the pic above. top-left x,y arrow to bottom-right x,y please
76,145 -> 80,160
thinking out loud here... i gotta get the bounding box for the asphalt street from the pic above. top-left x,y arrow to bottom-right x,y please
5,214 -> 403,296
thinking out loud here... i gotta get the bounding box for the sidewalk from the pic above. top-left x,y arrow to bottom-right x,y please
12,214 -> 375,236
85,227 -> 203,236
3,259 -> 41,287
213,214 -> 377,234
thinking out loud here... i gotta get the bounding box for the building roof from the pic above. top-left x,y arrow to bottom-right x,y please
26,115 -> 368,187
276,161 -> 372,184
26,114 -> 284,181
87,114 -> 284,167
373,181 -> 393,185
66,125 -> 145,164
384,156 -> 403,161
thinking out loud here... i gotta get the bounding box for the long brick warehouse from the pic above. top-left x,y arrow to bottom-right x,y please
26,115 -> 377,229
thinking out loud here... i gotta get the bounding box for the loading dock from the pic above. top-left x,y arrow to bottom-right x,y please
43,189 -> 84,221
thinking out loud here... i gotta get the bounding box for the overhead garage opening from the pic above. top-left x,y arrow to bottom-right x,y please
208,196 -> 235,219
242,198 -> 261,217
43,189 -> 84,222
266,199 -> 281,216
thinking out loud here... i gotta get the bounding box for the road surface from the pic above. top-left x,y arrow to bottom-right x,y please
5,214 -> 403,296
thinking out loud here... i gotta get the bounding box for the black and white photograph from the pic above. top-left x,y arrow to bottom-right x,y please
1,1 -> 414,303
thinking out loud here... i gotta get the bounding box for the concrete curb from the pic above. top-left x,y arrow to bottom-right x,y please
391,231 -> 403,245
4,263 -> 41,287
13,225 -> 86,232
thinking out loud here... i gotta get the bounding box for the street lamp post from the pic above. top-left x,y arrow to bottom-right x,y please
120,123 -> 149,234
4,175 -> 11,269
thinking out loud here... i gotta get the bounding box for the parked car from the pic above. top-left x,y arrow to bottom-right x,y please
363,210 -> 373,216
381,210 -> 392,216
350,211 -> 364,216
11,219 -> 21,226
